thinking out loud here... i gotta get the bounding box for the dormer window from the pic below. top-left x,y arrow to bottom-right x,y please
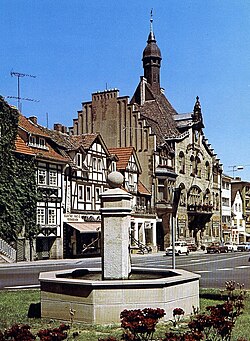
29,135 -> 47,150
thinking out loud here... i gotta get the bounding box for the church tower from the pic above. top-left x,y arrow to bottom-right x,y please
142,12 -> 162,94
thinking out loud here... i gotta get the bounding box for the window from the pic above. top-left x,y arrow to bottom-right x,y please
39,137 -> 45,148
179,151 -> 185,174
190,155 -> 195,176
78,185 -> 83,200
97,159 -> 102,171
93,157 -> 97,170
38,169 -> 46,185
37,208 -> 45,225
205,161 -> 210,180
95,187 -> 100,201
29,135 -> 36,146
86,187 -> 91,201
222,197 -> 230,206
29,135 -> 47,149
77,153 -> 82,167
49,170 -> 57,186
196,157 -> 201,178
48,208 -> 56,225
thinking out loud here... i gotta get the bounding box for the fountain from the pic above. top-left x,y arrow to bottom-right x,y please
39,172 -> 200,324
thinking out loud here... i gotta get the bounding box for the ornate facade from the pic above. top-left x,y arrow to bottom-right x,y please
70,17 -> 222,249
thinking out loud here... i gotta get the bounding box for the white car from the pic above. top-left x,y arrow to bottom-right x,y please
224,242 -> 237,252
166,241 -> 189,256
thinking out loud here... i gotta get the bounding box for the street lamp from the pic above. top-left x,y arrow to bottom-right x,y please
229,165 -> 244,178
155,183 -> 181,270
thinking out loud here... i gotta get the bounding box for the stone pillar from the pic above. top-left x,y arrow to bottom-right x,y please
100,172 -> 132,280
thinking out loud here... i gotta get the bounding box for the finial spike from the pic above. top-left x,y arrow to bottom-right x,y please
150,8 -> 153,33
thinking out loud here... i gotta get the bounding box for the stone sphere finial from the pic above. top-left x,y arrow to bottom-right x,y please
107,171 -> 124,188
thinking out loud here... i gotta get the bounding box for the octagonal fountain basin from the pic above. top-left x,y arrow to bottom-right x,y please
39,267 -> 200,324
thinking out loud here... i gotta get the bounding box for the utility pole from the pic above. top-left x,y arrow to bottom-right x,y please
10,70 -> 38,112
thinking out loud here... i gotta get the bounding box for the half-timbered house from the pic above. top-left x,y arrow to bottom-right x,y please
17,115 -> 68,259
42,125 -> 116,257
109,147 -> 157,252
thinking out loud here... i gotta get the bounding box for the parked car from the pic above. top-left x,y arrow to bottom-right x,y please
187,243 -> 198,252
166,241 -> 189,256
237,242 -> 250,252
206,243 -> 228,254
224,242 -> 237,252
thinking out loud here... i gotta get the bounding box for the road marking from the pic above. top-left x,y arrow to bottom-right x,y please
194,270 -> 212,273
236,265 -> 250,269
217,268 -> 233,271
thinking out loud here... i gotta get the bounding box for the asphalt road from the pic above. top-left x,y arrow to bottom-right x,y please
0,251 -> 249,290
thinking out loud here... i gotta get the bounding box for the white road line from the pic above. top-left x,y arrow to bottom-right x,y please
194,270 -> 212,273
236,265 -> 250,269
217,268 -> 233,271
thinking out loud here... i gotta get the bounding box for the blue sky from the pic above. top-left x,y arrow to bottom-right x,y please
2,0 -> 250,180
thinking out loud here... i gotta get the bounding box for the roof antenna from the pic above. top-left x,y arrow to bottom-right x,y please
9,70 -> 39,112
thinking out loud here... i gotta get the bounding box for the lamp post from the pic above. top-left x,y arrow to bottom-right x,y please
229,165 -> 244,178
155,184 -> 181,270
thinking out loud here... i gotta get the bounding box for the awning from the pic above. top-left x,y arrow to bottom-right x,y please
66,222 -> 101,233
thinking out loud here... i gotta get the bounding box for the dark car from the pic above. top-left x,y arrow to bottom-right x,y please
207,243 -> 228,254
237,242 -> 250,252
187,243 -> 198,252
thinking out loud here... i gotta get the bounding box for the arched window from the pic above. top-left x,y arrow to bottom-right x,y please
196,157 -> 201,178
205,161 -> 210,180
179,184 -> 186,206
179,151 -> 185,174
190,155 -> 195,176
188,186 -> 202,207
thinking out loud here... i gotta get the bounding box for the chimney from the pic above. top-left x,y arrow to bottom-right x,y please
54,123 -> 62,132
29,116 -> 37,124
61,126 -> 68,134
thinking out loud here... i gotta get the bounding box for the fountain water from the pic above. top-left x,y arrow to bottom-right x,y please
39,172 -> 200,324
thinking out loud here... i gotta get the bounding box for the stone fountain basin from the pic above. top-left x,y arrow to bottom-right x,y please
39,267 -> 200,324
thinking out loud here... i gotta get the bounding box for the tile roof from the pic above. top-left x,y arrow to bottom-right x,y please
131,82 -> 181,145
15,134 -> 35,156
138,180 -> 151,196
108,147 -> 134,170
38,126 -> 99,152
70,134 -> 98,150
18,115 -> 49,137
16,115 -> 68,163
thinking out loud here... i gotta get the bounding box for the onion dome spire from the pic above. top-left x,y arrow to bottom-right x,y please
142,10 -> 162,94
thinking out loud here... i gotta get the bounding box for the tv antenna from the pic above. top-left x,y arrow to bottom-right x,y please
9,70 -> 39,112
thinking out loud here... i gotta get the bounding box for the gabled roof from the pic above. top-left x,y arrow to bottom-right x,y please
18,115 -> 49,137
70,134 -> 99,150
108,146 -> 141,173
16,115 -> 68,163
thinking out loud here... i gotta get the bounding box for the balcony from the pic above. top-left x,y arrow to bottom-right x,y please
187,204 -> 213,213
